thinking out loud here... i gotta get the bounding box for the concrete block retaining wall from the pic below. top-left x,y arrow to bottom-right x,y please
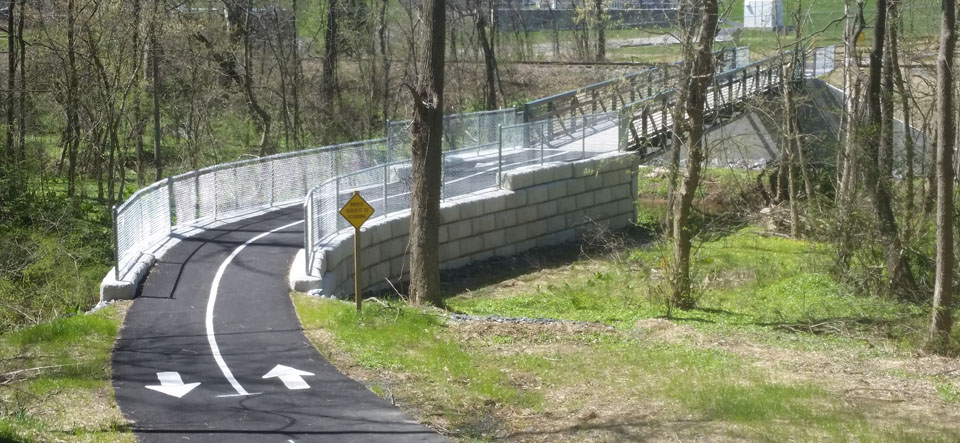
293,151 -> 639,297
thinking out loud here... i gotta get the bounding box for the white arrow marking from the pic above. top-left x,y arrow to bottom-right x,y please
145,372 -> 200,398
262,365 -> 315,390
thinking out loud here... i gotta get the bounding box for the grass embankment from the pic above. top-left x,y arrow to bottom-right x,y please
0,303 -> 132,442
294,167 -> 960,441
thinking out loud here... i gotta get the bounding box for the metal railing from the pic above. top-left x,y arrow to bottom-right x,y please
521,47 -> 749,126
113,139 -> 390,280
304,111 -> 620,277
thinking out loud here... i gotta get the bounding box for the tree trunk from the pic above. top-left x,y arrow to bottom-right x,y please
151,0 -> 162,181
408,0 -> 446,306
379,0 -> 390,127
322,0 -> 339,106
890,1 -> 914,217
594,0 -> 605,61
6,0 -> 16,163
66,0 -> 80,198
476,0 -> 497,110
863,0 -> 916,296
671,0 -> 718,309
929,0 -> 955,347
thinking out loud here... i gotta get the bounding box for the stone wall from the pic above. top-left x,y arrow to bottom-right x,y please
291,151 -> 639,297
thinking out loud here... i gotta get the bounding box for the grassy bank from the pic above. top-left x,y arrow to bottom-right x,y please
294,223 -> 960,441
0,303 -> 132,442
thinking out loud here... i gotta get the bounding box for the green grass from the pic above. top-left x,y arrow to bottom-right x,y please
293,297 -> 542,414
0,304 -> 132,442
448,226 -> 933,352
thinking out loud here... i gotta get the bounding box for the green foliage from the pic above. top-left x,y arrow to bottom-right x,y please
0,192 -> 112,333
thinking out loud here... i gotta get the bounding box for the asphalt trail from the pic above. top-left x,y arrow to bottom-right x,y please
112,206 -> 446,442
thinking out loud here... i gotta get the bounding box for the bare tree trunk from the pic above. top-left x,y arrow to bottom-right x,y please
890,0 -> 914,217
379,0 -> 390,126
929,0 -> 955,347
6,0 -> 16,163
594,0 -> 605,61
66,0 -> 80,198
151,0 -> 162,181
880,4 -> 896,178
671,0 -> 718,309
133,0 -> 145,186
408,0 -> 445,306
322,0 -> 339,106
838,0 -> 864,203
863,0 -> 916,296
475,0 -> 497,110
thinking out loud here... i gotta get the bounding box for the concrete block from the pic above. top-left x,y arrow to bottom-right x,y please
517,206 -> 539,224
572,159 -> 599,178
441,256 -> 470,271
494,244 -> 518,257
538,200 -> 560,218
370,261 -> 391,284
516,239 -> 537,253
383,237 -> 406,260
547,181 -> 568,200
566,179 -> 586,195
610,184 -> 629,201
494,210 -> 518,229
502,169 -> 534,190
390,255 -> 407,276
546,215 -> 567,233
483,230 -> 506,250
527,220 -> 548,238
371,221 -> 393,245
566,210 -> 586,227
504,191 -> 527,209
472,250 -> 495,263
576,192 -> 595,209
390,217 -> 410,238
602,171 -> 620,188
554,195 -> 575,214
459,199 -> 485,219
100,254 -> 156,302
448,219 -> 473,241
631,170 -> 639,199
483,197 -> 507,214
440,241 -> 461,262
440,203 -> 461,224
552,163 -> 574,181
585,174 -> 604,191
505,225 -> 528,244
471,214 -> 496,234
595,187 -> 613,205
461,236 -> 484,256
438,225 -> 449,243
526,185 -> 550,204
360,246 -> 378,268
619,198 -> 637,215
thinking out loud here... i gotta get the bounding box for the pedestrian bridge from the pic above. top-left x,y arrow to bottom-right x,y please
101,45 -> 837,300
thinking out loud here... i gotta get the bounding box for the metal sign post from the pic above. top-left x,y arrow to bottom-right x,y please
339,191 -> 375,313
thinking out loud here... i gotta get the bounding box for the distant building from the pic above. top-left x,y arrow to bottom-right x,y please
743,0 -> 783,30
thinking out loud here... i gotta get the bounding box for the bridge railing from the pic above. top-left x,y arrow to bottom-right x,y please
521,46 -> 749,127
304,111 -> 619,277
618,50 -> 809,153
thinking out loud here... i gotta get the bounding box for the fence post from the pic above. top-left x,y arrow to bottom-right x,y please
304,199 -> 311,276
335,175 -> 341,230
269,160 -> 275,207
582,115 -> 587,157
539,123 -> 545,167
213,169 -> 219,220
497,125 -> 503,188
113,206 -> 120,281
382,161 -> 388,217
193,171 -> 200,221
167,177 -> 174,233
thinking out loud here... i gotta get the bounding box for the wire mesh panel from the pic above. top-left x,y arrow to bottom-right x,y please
114,182 -> 171,279
388,109 -> 518,159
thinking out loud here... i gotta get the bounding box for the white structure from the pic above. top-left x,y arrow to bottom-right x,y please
744,0 -> 783,30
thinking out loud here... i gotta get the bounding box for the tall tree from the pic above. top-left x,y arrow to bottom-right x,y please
408,0 -> 446,306
322,0 -> 339,106
475,0 -> 498,110
671,0 -> 719,309
862,0 -> 916,296
594,0 -> 605,61
150,0 -> 163,180
929,0 -> 955,347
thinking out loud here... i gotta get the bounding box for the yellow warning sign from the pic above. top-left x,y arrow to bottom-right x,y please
339,191 -> 374,229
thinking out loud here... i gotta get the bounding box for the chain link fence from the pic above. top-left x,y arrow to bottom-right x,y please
304,111 -> 619,277
113,139 -> 388,280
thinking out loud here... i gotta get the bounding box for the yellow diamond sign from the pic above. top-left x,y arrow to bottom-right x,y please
340,191 -> 375,229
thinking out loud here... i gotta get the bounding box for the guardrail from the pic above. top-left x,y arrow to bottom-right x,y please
303,111 -> 620,277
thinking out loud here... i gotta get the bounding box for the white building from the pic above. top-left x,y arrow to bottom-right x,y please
744,0 -> 783,30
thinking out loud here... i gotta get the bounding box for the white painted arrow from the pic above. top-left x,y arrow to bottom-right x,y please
262,365 -> 315,390
145,372 -> 201,398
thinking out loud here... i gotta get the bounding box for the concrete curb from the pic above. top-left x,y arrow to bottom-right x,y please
289,249 -> 323,292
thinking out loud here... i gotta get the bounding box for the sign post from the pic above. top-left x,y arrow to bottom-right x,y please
339,191 -> 375,313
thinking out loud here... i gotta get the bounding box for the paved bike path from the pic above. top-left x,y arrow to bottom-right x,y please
112,207 -> 446,442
